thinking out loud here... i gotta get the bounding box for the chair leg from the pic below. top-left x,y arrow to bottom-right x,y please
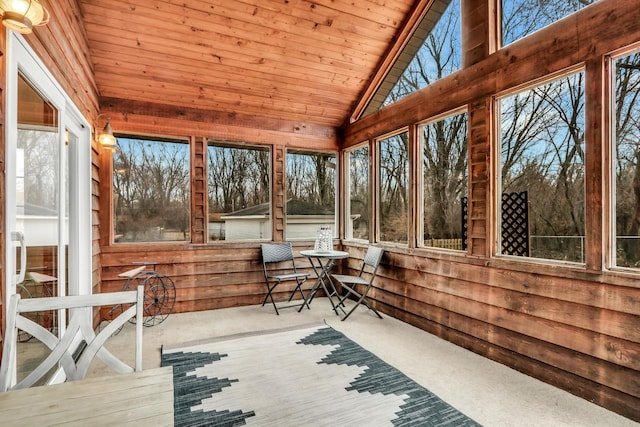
360,298 -> 383,319
262,282 -> 280,315
294,279 -> 310,310
339,284 -> 382,321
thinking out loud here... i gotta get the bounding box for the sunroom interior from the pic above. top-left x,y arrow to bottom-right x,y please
1,0 -> 639,424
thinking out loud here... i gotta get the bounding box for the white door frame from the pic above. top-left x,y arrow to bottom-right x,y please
4,31 -> 92,319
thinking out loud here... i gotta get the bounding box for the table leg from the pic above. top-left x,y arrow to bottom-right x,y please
300,257 -> 323,309
300,257 -> 345,315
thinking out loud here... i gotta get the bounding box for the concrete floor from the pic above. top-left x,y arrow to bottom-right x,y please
78,298 -> 638,427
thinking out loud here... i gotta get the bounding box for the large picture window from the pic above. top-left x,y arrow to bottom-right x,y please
285,150 -> 336,239
498,71 -> 585,262
379,132 -> 409,244
363,0 -> 461,116
207,141 -> 271,241
613,50 -> 640,269
345,144 -> 370,241
420,110 -> 468,250
501,0 -> 598,47
113,137 -> 190,243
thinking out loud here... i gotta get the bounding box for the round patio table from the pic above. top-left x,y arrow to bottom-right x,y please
299,250 -> 349,315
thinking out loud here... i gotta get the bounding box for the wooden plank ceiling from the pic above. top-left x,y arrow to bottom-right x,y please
77,0 -> 417,128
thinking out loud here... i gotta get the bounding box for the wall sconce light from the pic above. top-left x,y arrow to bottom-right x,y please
0,0 -> 50,34
96,115 -> 117,149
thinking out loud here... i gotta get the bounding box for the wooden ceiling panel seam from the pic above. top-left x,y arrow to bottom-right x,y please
89,58 -> 364,103
282,0 -> 413,25
83,30 -> 374,80
94,75 -> 354,112
226,0 -> 404,41
199,0 -> 402,40
81,14 -> 379,66
80,15 -> 380,74
90,51 -> 362,98
86,39 -> 368,87
93,46 -> 365,99
82,25 -> 375,82
92,63 -> 363,96
80,1 -> 392,55
92,70 -> 358,110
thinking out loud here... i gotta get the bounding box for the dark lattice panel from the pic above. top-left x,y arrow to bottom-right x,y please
461,196 -> 468,251
460,192 -> 529,254
501,191 -> 529,256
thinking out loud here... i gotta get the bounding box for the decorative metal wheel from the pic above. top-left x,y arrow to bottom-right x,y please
138,273 -> 176,327
100,264 -> 176,332
121,271 -> 176,327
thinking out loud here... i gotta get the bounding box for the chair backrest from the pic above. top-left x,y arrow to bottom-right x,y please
261,243 -> 299,275
261,242 -> 295,264
358,246 -> 384,279
0,286 -> 144,392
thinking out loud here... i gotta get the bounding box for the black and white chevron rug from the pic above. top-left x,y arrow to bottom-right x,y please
161,323 -> 480,426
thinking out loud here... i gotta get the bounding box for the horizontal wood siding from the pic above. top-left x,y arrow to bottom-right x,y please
28,0 -> 98,116
98,243 -> 318,318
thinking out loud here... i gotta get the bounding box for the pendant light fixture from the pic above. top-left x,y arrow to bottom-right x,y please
0,0 -> 49,34
96,115 -> 117,149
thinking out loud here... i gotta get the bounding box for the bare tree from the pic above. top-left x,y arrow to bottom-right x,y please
208,144 -> 270,214
113,139 -> 189,241
502,0 -> 597,46
614,53 -> 640,264
379,133 -> 409,242
348,146 -> 370,238
422,113 -> 467,239
286,151 -> 335,210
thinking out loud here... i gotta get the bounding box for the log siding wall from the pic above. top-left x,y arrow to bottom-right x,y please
341,0 -> 640,420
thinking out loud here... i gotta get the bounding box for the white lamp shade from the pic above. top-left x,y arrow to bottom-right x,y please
97,118 -> 117,148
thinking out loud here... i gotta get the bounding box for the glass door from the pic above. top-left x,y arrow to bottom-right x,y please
6,33 -> 91,384
13,73 -> 65,336
6,32 -> 91,329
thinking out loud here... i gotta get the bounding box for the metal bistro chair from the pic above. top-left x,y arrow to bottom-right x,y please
332,246 -> 384,321
260,243 -> 310,315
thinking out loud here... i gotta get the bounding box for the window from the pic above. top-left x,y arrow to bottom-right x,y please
379,132 -> 409,244
498,71 -> 585,262
113,137 -> 190,243
612,50 -> 640,268
362,0 -> 462,116
285,150 -> 336,239
207,141 -> 271,241
420,110 -> 468,250
501,0 -> 598,47
345,144 -> 370,240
